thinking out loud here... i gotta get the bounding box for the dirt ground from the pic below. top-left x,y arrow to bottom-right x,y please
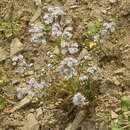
0,0 -> 130,130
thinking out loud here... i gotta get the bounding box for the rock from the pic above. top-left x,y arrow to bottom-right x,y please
30,108 -> 35,113
22,113 -> 39,130
122,96 -> 130,101
30,8 -> 41,23
123,111 -> 130,116
3,120 -> 23,127
101,9 -> 107,14
34,0 -> 41,6
124,78 -> 130,87
36,108 -> 43,120
10,96 -> 31,113
111,111 -> 118,119
66,111 -> 85,130
114,68 -> 125,75
112,77 -> 120,86
10,38 -> 24,57
0,47 -> 8,61
115,108 -> 122,113
78,48 -> 88,60
109,0 -> 116,4
98,122 -> 109,130
81,120 -> 96,130
106,77 -> 120,86
65,124 -> 72,130
24,71 -> 34,76
53,46 -> 60,55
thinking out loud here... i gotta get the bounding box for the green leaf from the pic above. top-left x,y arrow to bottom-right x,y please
128,115 -> 130,122
0,96 -> 7,109
112,126 -> 121,130
121,100 -> 130,111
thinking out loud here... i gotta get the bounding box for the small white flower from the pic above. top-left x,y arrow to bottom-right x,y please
87,66 -> 96,74
84,55 -> 92,60
99,39 -> 106,44
71,42 -> 79,48
93,34 -> 100,42
68,47 -> 79,54
16,87 -> 27,99
73,92 -> 86,106
64,26 -> 73,31
59,57 -> 78,79
101,29 -> 109,36
29,26 -> 43,33
52,23 -> 62,37
62,31 -> 73,39
61,49 -> 68,55
110,26 -> 115,32
61,41 -> 69,48
79,75 -> 88,81
44,13 -> 54,24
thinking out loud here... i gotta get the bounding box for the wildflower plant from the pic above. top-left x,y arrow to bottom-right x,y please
11,54 -> 33,73
29,25 -> 47,44
86,21 -> 116,45
0,17 -> 23,38
58,57 -> 79,79
16,6 -> 101,113
16,78 -> 48,99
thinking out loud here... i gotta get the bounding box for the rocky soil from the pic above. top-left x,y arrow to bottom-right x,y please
0,0 -> 130,130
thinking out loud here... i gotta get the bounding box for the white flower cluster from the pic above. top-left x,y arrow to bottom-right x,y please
43,6 -> 73,40
62,26 -> 73,40
86,65 -> 102,79
61,41 -> 79,55
29,25 -> 47,44
51,23 -> 62,37
17,78 -> 48,99
84,55 -> 92,60
58,57 -> 78,79
93,22 -> 116,44
11,55 -> 33,73
43,6 -> 64,25
73,92 -> 86,106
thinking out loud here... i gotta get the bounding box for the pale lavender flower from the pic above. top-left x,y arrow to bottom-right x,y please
15,66 -> 26,73
44,13 -> 54,24
44,6 -> 64,24
48,6 -> 64,17
73,92 -> 86,106
12,55 -> 32,73
16,87 -> 27,99
103,22 -> 116,32
16,78 -> 48,99
51,23 -> 62,37
11,55 -> 24,62
29,26 -> 43,33
59,57 -> 78,79
61,67 -> 77,79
